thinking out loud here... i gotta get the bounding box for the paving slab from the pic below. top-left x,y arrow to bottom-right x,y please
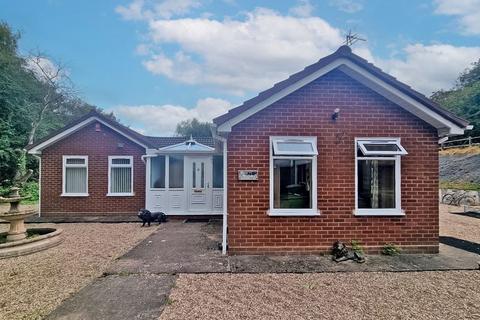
46,274 -> 175,320
107,220 -> 229,274
229,244 -> 480,273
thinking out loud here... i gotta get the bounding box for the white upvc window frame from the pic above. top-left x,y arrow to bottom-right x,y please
272,137 -> 318,156
354,137 -> 405,216
357,139 -> 408,156
62,155 -> 89,197
268,136 -> 319,217
107,156 -> 134,197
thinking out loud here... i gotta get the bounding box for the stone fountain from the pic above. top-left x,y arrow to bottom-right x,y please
0,186 -> 37,241
0,168 -> 62,258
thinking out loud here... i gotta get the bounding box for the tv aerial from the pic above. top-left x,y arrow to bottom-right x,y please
344,30 -> 366,46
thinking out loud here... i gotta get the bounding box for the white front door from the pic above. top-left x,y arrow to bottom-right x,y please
186,156 -> 212,212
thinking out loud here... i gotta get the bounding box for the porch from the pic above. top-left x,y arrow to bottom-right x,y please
143,138 -> 224,215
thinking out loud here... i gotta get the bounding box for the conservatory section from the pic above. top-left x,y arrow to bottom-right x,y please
146,154 -> 224,215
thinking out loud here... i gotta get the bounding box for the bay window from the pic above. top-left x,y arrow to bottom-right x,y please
355,138 -> 407,216
62,156 -> 88,196
108,156 -> 133,196
269,137 -> 318,216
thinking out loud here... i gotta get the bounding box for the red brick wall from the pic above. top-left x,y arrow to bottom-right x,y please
227,69 -> 439,254
40,121 -> 146,216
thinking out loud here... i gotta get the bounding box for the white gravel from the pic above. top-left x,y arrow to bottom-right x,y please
0,223 -> 156,320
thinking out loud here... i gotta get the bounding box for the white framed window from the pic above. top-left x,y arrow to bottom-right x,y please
269,136 -> 319,216
354,138 -> 407,216
62,156 -> 88,196
108,156 -> 134,196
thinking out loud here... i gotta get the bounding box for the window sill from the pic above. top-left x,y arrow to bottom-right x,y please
106,193 -> 134,197
353,209 -> 405,217
267,209 -> 321,217
61,193 -> 89,197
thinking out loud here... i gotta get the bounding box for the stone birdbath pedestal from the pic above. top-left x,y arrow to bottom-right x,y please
0,187 -> 36,242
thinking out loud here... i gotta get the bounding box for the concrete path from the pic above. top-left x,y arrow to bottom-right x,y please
46,274 -> 175,320
106,220 -> 229,274
47,219 -> 479,320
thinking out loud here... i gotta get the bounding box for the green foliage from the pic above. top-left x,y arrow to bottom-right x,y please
351,240 -> 364,254
431,59 -> 480,138
20,181 -> 39,202
440,180 -> 480,191
175,118 -> 212,137
0,21 -> 102,184
382,243 -> 401,256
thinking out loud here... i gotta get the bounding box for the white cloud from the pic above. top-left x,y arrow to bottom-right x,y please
329,0 -> 363,13
289,0 -> 314,17
379,44 -> 480,95
111,97 -> 232,136
434,0 -> 480,35
116,0 -> 201,21
142,8 -> 351,94
25,56 -> 67,82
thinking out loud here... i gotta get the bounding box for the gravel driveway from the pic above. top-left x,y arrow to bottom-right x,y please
0,223 -> 156,320
160,205 -> 480,320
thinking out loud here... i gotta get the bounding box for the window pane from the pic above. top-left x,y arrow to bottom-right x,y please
201,162 -> 205,188
213,155 -> 223,188
363,144 -> 400,152
150,156 -> 165,188
111,167 -> 132,193
273,159 -> 312,209
357,160 -> 395,209
169,155 -> 184,188
65,167 -> 87,193
277,141 -> 314,153
192,162 -> 196,188
66,158 -> 85,165
112,158 -> 131,165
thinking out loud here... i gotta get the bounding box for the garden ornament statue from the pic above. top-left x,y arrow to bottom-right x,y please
331,241 -> 366,263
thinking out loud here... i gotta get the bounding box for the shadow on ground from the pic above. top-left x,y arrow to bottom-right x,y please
440,236 -> 480,255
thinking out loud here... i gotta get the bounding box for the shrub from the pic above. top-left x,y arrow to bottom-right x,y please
351,240 -> 364,254
382,243 -> 401,256
20,181 -> 39,202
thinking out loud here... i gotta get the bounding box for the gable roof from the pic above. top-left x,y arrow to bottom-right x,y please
213,45 -> 469,137
26,111 -> 215,154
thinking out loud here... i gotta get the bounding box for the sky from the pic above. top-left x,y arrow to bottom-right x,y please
1,0 -> 480,135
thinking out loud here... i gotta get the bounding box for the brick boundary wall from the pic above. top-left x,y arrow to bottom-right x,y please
226,69 -> 439,254
40,122 -> 146,216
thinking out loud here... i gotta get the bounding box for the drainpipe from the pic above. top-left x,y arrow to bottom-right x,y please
212,130 -> 228,255
35,155 -> 41,218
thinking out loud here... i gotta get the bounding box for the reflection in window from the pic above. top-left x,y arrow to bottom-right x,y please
150,156 -> 165,188
169,155 -> 184,188
357,160 -> 395,209
273,159 -> 312,209
213,155 -> 223,188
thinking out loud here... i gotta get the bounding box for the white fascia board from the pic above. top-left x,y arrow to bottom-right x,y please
27,117 -> 148,154
338,63 -> 465,136
216,58 -> 466,136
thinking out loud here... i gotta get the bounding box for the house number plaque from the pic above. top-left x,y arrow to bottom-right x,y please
238,170 -> 258,181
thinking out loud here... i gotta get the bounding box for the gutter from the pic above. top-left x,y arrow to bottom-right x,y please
212,128 -> 228,255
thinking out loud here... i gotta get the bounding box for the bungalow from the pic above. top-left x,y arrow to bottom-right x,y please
27,46 -> 470,255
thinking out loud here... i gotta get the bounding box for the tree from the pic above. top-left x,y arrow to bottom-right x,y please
431,59 -> 480,138
0,21 -> 101,183
175,118 -> 212,137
